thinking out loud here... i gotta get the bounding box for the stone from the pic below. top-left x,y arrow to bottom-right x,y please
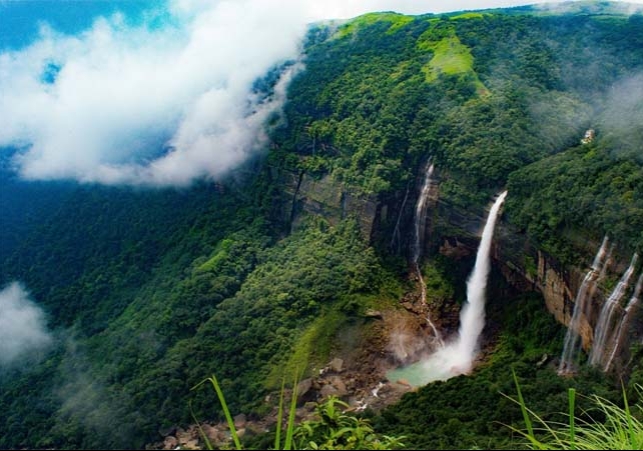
328,375 -> 348,396
296,378 -> 313,401
201,424 -> 222,443
184,439 -> 199,450
234,413 -> 247,429
176,428 -> 191,445
320,383 -> 339,398
329,358 -> 344,373
162,436 -> 178,450
158,425 -> 177,437
364,309 -> 383,319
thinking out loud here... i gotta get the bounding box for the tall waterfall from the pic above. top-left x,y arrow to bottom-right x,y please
389,191 -> 507,385
588,253 -> 639,368
558,236 -> 610,375
454,190 -> 507,367
411,162 -> 443,347
604,272 -> 643,372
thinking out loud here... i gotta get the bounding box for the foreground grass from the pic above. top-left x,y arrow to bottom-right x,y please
511,370 -> 643,450
196,374 -> 404,450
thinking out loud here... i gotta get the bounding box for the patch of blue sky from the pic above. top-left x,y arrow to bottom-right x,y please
0,0 -> 170,50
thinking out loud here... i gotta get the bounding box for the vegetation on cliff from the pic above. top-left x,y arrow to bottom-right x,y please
1,3 -> 642,449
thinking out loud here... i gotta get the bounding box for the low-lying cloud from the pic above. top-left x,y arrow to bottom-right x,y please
0,0 -> 307,186
0,282 -> 52,368
598,72 -> 643,160
1,0 -> 641,187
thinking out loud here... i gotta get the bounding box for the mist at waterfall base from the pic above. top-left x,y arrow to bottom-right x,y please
388,191 -> 508,386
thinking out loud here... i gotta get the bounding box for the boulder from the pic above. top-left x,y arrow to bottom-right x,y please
233,413 -> 247,429
329,358 -> 344,373
162,436 -> 178,450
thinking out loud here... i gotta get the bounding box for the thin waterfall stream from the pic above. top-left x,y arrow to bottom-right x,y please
411,162 -> 443,347
588,253 -> 638,368
604,272 -> 643,372
558,236 -> 610,375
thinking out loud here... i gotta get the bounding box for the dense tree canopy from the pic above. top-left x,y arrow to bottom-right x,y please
1,5 -> 642,449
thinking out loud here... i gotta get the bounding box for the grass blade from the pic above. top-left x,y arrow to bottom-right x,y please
621,385 -> 635,449
275,376 -> 286,450
568,387 -> 576,450
283,371 -> 300,450
207,374 -> 242,450
513,369 -> 535,439
189,400 -> 214,451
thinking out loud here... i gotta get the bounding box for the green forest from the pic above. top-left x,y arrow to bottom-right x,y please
1,2 -> 642,449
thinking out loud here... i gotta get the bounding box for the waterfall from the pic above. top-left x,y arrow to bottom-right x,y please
411,162 -> 434,265
558,236 -> 610,375
454,190 -> 507,367
388,191 -> 507,385
604,272 -> 643,372
588,253 -> 638,368
410,161 -> 443,347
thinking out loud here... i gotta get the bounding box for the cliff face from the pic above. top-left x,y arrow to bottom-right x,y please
283,170 -> 379,238
495,235 -> 594,350
286,166 -> 636,360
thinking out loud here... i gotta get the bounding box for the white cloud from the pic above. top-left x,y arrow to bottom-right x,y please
0,0 -> 307,186
0,0 -> 641,186
0,282 -> 52,368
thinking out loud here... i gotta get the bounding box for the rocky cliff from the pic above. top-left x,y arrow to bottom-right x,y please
286,164 -> 641,371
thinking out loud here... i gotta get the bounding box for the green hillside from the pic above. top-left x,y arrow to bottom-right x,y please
1,3 -> 642,449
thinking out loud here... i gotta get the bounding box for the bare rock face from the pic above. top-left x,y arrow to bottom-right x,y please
284,172 -> 378,238
537,253 -> 593,350
439,237 -> 472,259
495,227 -> 597,351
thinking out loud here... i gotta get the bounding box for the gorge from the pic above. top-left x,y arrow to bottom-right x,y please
1,2 -> 642,449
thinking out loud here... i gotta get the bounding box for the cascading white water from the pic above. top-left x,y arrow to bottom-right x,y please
588,253 -> 638,368
453,190 -> 507,367
558,236 -> 610,375
388,191 -> 507,385
411,162 -> 443,347
604,272 -> 643,372
411,162 -> 434,265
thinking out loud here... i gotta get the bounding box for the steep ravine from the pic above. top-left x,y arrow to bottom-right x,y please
286,163 -> 642,374
148,164 -> 639,449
